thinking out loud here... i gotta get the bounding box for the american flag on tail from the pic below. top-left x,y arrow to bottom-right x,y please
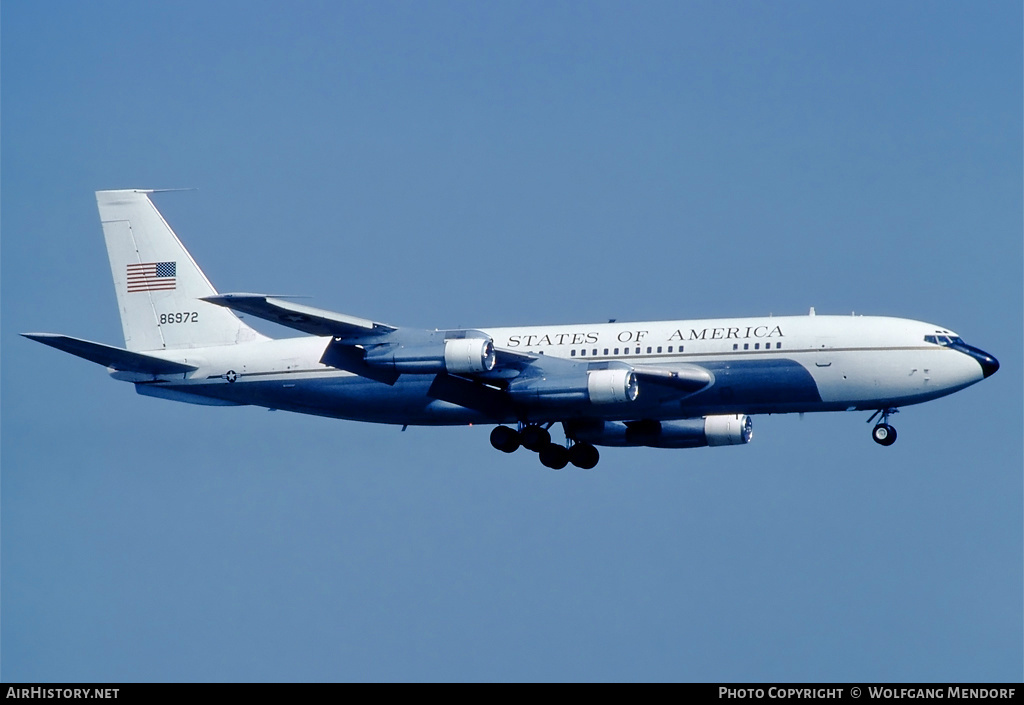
126,261 -> 176,292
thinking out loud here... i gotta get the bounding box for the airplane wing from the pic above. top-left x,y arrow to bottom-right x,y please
202,294 -> 397,338
427,352 -> 713,418
22,333 -> 197,374
207,295 -> 714,414
485,352 -> 712,391
485,350 -> 713,392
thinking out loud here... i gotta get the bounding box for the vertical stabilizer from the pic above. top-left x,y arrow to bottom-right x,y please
97,189 -> 267,351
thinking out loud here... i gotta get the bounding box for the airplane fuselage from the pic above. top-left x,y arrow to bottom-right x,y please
122,313 -> 993,426
27,190 -> 999,468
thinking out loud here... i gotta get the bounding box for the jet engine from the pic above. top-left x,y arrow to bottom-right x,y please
443,338 -> 496,374
364,337 -> 496,374
508,368 -> 639,406
702,414 -> 753,446
566,414 -> 752,448
588,368 -> 640,404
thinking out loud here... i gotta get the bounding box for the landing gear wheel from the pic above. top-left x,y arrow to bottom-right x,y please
872,423 -> 897,446
539,444 -> 570,470
521,425 -> 551,452
490,426 -> 521,453
568,443 -> 600,469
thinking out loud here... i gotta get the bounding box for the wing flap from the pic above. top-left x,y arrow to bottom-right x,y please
23,333 -> 197,374
319,339 -> 400,385
427,374 -> 516,420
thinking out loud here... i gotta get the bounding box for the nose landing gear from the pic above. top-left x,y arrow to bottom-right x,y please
867,408 -> 899,446
872,423 -> 897,446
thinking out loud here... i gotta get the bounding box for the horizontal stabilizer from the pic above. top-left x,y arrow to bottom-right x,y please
203,294 -> 397,339
22,333 -> 197,374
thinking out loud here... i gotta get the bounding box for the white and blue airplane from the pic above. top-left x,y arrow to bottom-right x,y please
24,189 -> 999,469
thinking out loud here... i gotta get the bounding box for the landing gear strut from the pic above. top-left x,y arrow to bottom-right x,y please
867,408 -> 899,446
489,424 -> 601,469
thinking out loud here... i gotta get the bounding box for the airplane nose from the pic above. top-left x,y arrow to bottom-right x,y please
956,344 -> 999,378
977,350 -> 1000,378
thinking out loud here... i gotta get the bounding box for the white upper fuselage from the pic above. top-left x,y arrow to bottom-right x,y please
127,313 -> 989,425
491,313 -> 985,404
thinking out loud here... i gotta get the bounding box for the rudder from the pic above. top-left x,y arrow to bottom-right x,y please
97,189 -> 266,351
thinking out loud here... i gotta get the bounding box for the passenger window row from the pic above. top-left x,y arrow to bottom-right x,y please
569,345 -> 684,358
559,342 -> 783,358
732,342 -> 783,351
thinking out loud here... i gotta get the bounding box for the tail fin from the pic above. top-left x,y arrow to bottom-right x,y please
96,189 -> 267,351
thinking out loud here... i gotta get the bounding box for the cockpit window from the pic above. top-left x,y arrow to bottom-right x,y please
925,335 -> 965,346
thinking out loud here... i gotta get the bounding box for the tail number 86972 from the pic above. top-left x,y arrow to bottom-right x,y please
159,312 -> 198,325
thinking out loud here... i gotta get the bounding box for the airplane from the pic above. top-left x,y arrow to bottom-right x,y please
24,189 -> 1000,469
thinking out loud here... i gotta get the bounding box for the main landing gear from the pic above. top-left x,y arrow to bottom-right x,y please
490,424 -> 600,470
867,408 -> 899,446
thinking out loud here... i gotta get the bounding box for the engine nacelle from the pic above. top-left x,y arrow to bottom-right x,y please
587,368 -> 639,404
364,337 -> 495,374
703,414 -> 753,446
566,414 -> 753,448
508,368 -> 639,406
443,337 -> 496,374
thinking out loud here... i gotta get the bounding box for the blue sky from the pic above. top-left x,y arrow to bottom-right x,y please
3,1 -> 1021,682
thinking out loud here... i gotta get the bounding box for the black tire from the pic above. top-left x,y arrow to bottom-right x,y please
490,426 -> 521,453
539,443 -> 570,470
521,425 -> 551,452
872,423 -> 897,446
569,443 -> 600,469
